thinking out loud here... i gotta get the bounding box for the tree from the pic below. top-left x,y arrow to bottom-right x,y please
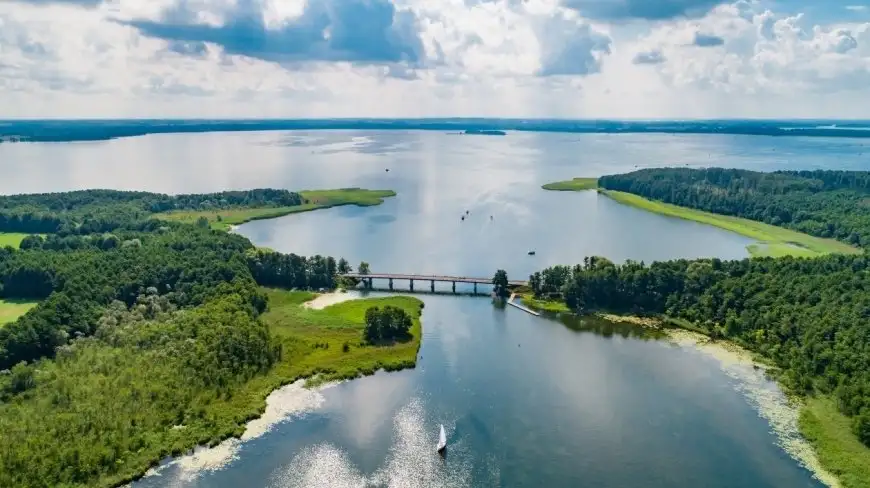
492,269 -> 509,298
363,306 -> 412,343
359,261 -> 371,275
195,216 -> 210,228
337,258 -> 352,274
18,234 -> 44,250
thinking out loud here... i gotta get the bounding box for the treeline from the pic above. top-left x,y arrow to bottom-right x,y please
0,188 -> 303,234
530,255 -> 870,446
599,168 -> 870,247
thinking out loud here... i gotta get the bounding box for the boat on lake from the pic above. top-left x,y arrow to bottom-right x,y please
437,424 -> 447,454
528,250 -> 536,255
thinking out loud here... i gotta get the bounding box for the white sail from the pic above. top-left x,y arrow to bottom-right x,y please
437,424 -> 447,452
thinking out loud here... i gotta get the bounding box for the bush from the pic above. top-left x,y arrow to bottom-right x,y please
363,306 -> 412,343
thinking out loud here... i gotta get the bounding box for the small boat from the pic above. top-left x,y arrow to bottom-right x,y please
461,215 -> 465,221
437,424 -> 447,454
528,251 -> 536,256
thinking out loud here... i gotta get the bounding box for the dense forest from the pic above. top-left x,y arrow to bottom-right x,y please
0,189 -> 352,487
533,167 -> 870,448
599,168 -> 870,247
0,188 -> 303,234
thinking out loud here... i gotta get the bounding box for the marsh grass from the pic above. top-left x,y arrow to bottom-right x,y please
800,397 -> 870,488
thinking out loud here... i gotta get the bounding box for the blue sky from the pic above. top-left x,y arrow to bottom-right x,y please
0,0 -> 869,118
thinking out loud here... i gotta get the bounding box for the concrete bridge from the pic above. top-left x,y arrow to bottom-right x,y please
340,272 -> 527,294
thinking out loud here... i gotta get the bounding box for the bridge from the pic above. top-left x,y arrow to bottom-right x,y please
340,272 -> 527,294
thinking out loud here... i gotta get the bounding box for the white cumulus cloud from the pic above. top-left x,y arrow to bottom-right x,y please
0,0 -> 868,117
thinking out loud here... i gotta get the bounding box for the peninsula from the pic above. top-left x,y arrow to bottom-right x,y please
540,167 -> 870,487
0,186 -> 421,488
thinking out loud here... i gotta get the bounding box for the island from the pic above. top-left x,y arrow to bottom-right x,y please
540,167 -> 870,487
0,187 -> 423,488
463,129 -> 507,136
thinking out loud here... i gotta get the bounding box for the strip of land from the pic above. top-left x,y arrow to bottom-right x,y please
157,188 -> 396,231
541,177 -> 598,191
541,178 -> 859,258
0,299 -> 38,325
599,190 -> 859,258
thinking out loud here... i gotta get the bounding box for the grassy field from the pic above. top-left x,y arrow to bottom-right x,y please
542,178 -> 598,191
800,397 -> 870,488
261,288 -> 423,383
0,233 -> 30,249
600,190 -> 861,258
158,188 -> 396,231
188,289 -> 424,441
0,299 -> 38,325
518,294 -> 572,313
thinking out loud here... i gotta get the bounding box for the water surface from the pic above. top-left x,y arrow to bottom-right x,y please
3,130 -> 866,487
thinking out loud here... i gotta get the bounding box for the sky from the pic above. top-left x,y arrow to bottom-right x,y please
0,0 -> 869,118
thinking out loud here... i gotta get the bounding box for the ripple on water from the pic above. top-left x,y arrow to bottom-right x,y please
272,399 -> 473,488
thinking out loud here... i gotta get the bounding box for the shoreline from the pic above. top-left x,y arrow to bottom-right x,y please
156,189 -> 396,232
661,327 -> 840,488
135,380 -> 341,485
118,290 -> 422,488
597,190 -> 860,258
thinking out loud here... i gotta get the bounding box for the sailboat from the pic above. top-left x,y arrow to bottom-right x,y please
437,424 -> 447,454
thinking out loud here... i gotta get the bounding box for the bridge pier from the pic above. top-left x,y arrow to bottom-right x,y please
452,281 -> 456,294
409,279 -> 414,292
430,280 -> 435,292
388,278 -> 393,290
368,278 -> 373,289
474,282 -> 478,295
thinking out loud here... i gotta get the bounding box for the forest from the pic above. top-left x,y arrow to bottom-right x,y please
599,167 -> 870,247
533,167 -> 870,450
0,188 -> 359,487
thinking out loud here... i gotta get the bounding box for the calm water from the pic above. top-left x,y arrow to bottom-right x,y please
3,130 -> 868,487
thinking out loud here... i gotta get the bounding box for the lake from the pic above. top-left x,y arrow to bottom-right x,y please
2,130 -> 865,487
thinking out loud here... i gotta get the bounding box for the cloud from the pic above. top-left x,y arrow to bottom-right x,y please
693,32 -> 725,46
6,0 -> 102,6
535,12 -> 612,76
1,0 -> 870,118
633,49 -> 666,64
562,0 -> 725,21
119,0 -> 427,68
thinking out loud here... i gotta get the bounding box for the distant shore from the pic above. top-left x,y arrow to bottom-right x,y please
3,119 -> 870,143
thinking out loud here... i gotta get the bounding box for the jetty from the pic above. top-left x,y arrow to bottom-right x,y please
507,293 -> 541,316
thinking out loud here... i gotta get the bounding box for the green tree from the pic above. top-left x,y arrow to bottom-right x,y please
359,261 -> 371,275
363,306 -> 412,343
18,235 -> 44,250
492,269 -> 509,298
195,216 -> 210,228
337,258 -> 352,274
